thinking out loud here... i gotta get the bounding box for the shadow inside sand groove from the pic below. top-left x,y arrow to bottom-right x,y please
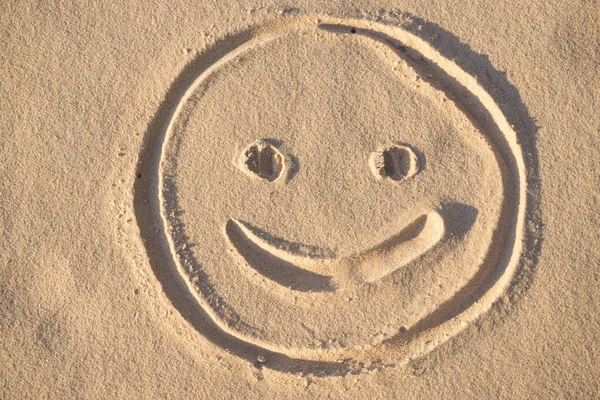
225,219 -> 336,293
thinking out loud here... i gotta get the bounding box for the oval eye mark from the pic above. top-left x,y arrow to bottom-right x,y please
239,140 -> 284,182
369,144 -> 421,182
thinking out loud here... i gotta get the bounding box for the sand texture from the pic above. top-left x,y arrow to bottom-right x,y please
1,1 -> 599,398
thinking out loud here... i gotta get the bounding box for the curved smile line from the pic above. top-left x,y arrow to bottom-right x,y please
225,211 -> 445,292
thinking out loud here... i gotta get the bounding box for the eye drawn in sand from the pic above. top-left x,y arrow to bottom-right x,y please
369,144 -> 421,182
134,13 -> 540,375
239,140 -> 286,182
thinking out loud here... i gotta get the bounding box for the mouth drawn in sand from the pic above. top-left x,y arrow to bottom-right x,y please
226,211 -> 445,292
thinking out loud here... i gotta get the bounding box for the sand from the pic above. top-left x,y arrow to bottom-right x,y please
1,1 -> 599,398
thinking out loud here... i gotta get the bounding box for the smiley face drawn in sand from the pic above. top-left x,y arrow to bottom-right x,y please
138,15 -> 530,370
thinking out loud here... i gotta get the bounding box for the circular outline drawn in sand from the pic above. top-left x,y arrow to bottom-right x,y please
134,13 -> 541,375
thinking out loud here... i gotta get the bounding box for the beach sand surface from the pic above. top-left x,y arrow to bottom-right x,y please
1,1 -> 599,398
